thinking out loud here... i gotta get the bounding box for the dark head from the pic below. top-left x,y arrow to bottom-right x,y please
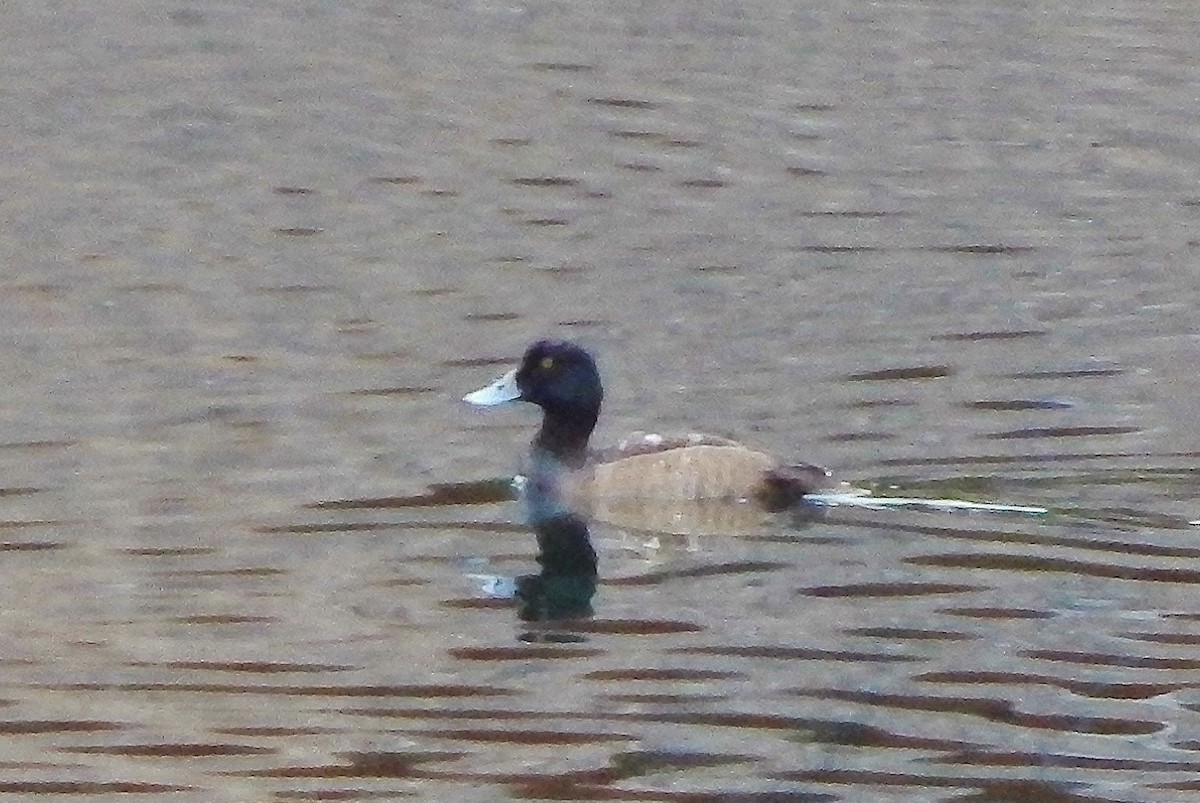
464,340 -> 603,464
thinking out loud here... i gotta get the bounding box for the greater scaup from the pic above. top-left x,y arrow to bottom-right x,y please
464,340 -> 831,511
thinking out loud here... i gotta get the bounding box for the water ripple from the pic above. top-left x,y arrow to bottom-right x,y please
790,689 -> 1163,735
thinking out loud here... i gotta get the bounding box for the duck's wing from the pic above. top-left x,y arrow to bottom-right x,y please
580,432 -> 779,502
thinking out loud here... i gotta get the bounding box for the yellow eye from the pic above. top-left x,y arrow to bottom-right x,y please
540,356 -> 556,371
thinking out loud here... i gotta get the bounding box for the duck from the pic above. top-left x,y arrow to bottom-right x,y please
463,339 -> 832,517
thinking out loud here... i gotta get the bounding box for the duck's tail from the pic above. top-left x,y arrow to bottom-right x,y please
756,463 -> 834,510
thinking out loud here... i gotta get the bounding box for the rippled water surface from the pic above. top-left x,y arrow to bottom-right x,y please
3,1 -> 1200,800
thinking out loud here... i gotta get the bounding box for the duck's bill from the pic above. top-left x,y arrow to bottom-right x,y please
463,369 -> 522,406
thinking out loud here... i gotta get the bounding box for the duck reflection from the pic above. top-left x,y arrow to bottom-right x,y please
515,510 -> 597,621
513,454 -> 599,621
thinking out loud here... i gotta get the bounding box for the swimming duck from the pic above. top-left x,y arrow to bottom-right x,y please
463,340 -> 831,513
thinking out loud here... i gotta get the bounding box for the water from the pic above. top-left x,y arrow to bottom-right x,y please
2,0 -> 1199,800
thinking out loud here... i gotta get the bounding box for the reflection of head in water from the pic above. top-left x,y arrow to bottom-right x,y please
516,512 -> 597,622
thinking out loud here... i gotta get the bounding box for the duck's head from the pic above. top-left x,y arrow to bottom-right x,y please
464,340 -> 603,461
464,340 -> 603,413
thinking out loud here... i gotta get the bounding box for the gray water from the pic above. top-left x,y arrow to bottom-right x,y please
2,1 -> 1199,800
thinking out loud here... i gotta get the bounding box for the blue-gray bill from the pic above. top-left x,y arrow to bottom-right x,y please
463,369 -> 521,407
